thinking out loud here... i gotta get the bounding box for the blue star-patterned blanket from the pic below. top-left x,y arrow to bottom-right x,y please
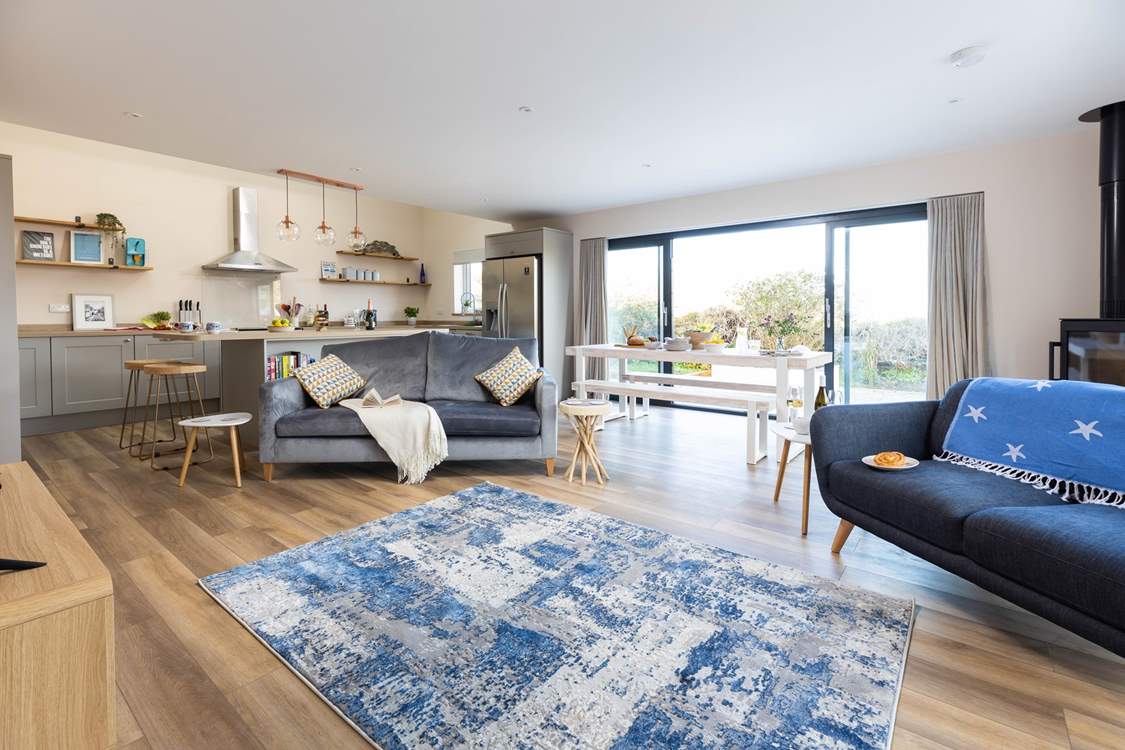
937,377 -> 1125,506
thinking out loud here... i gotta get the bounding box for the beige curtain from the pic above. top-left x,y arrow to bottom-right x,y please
926,192 -> 988,399
578,238 -> 608,379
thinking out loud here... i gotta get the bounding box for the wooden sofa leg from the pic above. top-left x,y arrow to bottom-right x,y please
262,463 -> 274,482
831,520 -> 855,554
545,458 -> 555,477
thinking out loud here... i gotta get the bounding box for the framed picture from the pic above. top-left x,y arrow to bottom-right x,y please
71,293 -> 115,330
125,237 -> 146,267
70,231 -> 104,264
21,231 -> 55,260
320,260 -> 338,279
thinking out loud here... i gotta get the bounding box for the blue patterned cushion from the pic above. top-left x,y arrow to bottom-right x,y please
474,347 -> 543,407
294,354 -> 365,409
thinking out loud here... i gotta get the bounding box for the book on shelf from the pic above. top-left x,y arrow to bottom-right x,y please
266,352 -> 315,381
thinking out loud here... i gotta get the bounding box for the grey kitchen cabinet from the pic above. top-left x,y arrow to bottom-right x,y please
132,334 -> 211,400
50,335 -> 135,415
18,337 -> 52,418
203,340 -> 221,399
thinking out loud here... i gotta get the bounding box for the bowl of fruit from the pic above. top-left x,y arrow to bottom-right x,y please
269,317 -> 294,332
643,336 -> 663,350
702,335 -> 727,353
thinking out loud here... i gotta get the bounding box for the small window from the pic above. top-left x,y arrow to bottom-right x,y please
453,261 -> 483,314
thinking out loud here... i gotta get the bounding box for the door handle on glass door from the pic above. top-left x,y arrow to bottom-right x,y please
825,299 -> 832,329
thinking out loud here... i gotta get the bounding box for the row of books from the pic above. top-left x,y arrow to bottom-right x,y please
266,352 -> 316,381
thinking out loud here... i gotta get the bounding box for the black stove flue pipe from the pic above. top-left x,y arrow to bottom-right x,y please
1081,101 -> 1125,318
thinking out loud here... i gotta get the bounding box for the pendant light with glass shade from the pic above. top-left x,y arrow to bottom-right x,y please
313,181 -> 335,246
346,187 -> 367,250
276,173 -> 301,241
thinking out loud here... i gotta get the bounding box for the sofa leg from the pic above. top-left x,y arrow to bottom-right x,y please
831,520 -> 855,554
545,458 -> 555,477
262,463 -> 274,482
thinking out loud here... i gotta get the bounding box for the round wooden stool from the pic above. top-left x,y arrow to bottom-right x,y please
770,422 -> 814,536
120,358 -> 188,454
139,362 -> 213,469
177,412 -> 253,488
559,399 -> 613,486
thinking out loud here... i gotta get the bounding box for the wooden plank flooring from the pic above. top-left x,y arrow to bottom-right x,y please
21,406 -> 1125,749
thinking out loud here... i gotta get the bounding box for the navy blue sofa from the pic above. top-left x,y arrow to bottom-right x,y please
811,380 -> 1125,657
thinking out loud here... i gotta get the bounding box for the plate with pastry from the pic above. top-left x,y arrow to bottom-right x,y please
862,451 -> 919,471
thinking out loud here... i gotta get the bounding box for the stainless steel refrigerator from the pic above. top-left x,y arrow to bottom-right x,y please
482,255 -> 540,353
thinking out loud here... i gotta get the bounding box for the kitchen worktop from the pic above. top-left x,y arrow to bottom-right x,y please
153,325 -> 449,342
17,322 -> 478,338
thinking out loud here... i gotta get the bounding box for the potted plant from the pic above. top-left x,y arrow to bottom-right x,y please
404,306 -> 419,326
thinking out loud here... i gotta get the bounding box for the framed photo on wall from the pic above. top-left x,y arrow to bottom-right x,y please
22,231 -> 55,260
70,230 -> 104,264
71,293 -> 115,330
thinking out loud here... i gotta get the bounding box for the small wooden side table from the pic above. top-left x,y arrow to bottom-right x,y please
560,399 -> 613,486
178,412 -> 253,488
770,422 -> 814,536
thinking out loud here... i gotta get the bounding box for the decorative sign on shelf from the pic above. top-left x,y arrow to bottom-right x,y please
21,231 -> 55,260
320,260 -> 338,279
125,237 -> 146,267
70,231 -> 104,264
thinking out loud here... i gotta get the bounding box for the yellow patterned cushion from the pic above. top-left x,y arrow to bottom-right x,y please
475,347 -> 543,407
294,354 -> 366,409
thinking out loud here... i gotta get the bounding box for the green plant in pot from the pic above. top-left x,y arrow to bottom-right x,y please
404,306 -> 420,326
140,310 -> 173,330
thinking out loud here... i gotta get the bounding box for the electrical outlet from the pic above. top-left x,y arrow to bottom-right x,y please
49,303 -> 71,313
436,308 -> 447,316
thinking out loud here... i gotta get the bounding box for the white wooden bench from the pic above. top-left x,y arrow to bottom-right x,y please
573,378 -> 772,463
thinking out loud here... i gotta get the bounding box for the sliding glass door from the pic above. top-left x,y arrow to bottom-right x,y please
606,203 -> 928,408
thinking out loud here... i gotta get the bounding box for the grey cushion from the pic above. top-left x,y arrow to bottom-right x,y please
964,505 -> 1125,629
275,406 -> 367,437
827,459 -> 1065,553
322,333 -> 430,402
424,332 -> 539,403
428,400 -> 541,437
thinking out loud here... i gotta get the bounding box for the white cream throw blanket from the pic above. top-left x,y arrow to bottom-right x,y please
339,392 -> 448,484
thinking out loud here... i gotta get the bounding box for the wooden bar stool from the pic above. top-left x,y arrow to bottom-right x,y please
120,358 -> 187,454
178,413 -> 252,488
770,422 -> 814,536
139,362 -> 214,470
559,399 -> 613,486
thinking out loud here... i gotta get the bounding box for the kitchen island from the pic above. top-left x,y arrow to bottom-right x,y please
155,325 -> 448,448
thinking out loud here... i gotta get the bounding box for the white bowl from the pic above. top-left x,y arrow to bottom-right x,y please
268,325 -> 294,332
702,342 -> 726,353
643,341 -> 663,350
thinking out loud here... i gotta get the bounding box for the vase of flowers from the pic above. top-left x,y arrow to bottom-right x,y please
762,312 -> 800,351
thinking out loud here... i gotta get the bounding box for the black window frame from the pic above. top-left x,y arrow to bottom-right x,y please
606,202 -> 927,411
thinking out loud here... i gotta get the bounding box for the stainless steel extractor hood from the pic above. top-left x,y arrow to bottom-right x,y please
202,187 -> 297,273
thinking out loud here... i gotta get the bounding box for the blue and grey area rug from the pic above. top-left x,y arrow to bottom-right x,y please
200,483 -> 913,749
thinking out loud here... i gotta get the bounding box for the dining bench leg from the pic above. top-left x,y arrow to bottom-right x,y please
831,520 -> 855,554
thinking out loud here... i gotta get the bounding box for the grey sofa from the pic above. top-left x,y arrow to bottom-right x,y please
259,332 -> 558,478
811,379 -> 1125,657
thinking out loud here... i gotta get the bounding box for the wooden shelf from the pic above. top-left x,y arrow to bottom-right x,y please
15,216 -> 122,231
335,250 -> 420,262
320,277 -> 429,287
16,259 -> 152,271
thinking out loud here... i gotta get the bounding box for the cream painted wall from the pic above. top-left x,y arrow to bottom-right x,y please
533,128 -> 1100,381
1,121 -> 509,325
420,208 -> 510,319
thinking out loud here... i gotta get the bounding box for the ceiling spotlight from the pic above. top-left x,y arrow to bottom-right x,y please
122,111 -> 144,119
949,45 -> 987,68
947,97 -> 963,104
641,163 -> 653,168
349,167 -> 362,173
517,105 -> 534,113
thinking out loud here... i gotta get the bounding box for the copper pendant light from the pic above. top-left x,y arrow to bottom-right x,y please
276,173 -> 301,241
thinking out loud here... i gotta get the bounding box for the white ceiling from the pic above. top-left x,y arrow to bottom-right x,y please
2,1 -> 1124,222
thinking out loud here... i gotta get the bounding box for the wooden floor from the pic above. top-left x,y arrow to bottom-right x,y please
22,406 -> 1125,750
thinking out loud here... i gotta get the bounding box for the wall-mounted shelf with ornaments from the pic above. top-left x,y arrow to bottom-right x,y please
14,216 -> 151,270
320,277 -> 430,287
335,250 -> 420,262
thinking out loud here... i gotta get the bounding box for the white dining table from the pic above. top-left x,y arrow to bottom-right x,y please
565,344 -> 833,460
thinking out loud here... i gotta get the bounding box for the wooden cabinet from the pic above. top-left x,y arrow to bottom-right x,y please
49,336 -> 134,415
0,461 -> 114,748
18,337 -> 52,418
